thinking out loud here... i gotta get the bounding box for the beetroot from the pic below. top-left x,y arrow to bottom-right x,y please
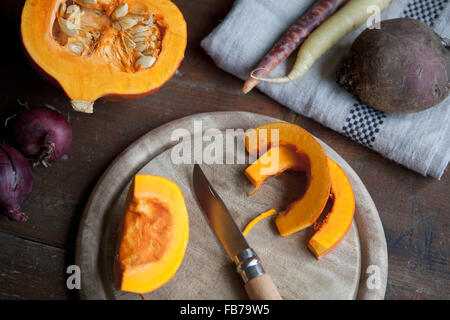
338,18 -> 450,114
11,107 -> 72,166
0,143 -> 34,222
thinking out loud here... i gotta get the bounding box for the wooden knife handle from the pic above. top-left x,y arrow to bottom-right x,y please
244,273 -> 282,300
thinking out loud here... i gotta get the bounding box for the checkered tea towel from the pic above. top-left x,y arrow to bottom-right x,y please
201,0 -> 450,179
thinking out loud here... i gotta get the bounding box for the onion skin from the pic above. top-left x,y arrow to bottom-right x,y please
0,143 -> 34,222
12,107 -> 72,166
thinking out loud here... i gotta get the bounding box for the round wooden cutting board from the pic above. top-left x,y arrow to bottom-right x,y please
75,112 -> 388,300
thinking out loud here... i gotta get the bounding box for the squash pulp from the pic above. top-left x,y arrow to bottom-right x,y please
114,175 -> 189,294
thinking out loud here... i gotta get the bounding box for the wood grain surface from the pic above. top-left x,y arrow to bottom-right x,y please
0,0 -> 448,300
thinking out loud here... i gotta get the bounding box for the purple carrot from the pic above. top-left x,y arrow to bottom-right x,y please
243,0 -> 348,94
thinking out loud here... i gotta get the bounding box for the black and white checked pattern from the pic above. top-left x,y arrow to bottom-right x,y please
403,0 -> 448,26
342,102 -> 387,148
341,0 -> 448,148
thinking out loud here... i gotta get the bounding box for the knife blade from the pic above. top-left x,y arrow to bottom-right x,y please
193,163 -> 250,261
193,164 -> 282,300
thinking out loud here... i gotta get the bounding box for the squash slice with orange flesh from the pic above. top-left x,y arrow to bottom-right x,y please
308,160 -> 355,259
245,122 -> 331,237
114,175 -> 189,294
21,0 -> 187,113
245,146 -> 307,196
244,144 -> 355,259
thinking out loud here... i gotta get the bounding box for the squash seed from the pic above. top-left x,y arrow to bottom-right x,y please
127,14 -> 145,22
118,17 -> 138,29
132,31 -> 149,38
58,17 -> 79,37
130,10 -> 147,15
124,37 -> 136,48
133,36 -> 147,43
112,4 -> 128,20
113,21 -> 122,30
66,5 -> 81,28
142,15 -> 155,26
136,55 -> 156,69
129,25 -> 149,35
135,42 -> 148,52
59,2 -> 67,17
66,5 -> 80,18
68,41 -> 84,55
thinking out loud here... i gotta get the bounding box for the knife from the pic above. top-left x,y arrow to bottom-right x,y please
193,164 -> 282,300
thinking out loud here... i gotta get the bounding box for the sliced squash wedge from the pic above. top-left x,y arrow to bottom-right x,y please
308,159 -> 355,259
245,123 -> 331,236
114,175 -> 189,294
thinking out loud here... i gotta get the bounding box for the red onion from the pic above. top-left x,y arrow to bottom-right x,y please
0,143 -> 34,222
11,107 -> 72,167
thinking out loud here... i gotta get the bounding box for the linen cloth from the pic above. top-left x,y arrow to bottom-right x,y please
201,0 -> 450,179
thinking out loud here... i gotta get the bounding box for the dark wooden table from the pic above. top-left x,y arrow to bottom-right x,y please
1,0 -> 448,300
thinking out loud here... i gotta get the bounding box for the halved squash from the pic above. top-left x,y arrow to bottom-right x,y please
308,159 -> 355,259
245,123 -> 331,237
21,0 -> 187,113
114,175 -> 189,294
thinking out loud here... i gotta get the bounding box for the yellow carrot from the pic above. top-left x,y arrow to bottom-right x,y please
251,0 -> 392,83
243,0 -> 349,94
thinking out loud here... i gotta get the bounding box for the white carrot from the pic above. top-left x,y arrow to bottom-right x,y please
250,0 -> 392,83
243,0 -> 349,94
